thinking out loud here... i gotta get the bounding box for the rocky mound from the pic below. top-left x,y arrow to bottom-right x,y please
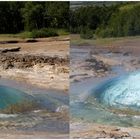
86,57 -> 110,73
0,52 -> 69,69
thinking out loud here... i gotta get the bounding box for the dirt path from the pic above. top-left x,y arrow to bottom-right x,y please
0,36 -> 69,56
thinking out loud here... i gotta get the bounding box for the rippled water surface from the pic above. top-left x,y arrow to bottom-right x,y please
0,79 -> 69,133
93,71 -> 140,111
0,85 -> 32,109
71,70 -> 140,127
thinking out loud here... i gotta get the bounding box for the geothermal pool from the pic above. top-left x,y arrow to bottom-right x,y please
0,80 -> 69,134
71,70 -> 140,127
0,79 -> 68,114
93,71 -> 140,111
0,85 -> 33,110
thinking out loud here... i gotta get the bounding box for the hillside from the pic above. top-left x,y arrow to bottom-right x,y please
70,2 -> 140,38
70,1 -> 125,9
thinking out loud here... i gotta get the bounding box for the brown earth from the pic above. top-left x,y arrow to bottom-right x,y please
0,130 -> 68,139
0,36 -> 69,90
0,36 -> 69,138
0,36 -> 69,56
70,121 -> 140,139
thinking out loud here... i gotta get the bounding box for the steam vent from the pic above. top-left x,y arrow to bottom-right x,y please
93,71 -> 140,111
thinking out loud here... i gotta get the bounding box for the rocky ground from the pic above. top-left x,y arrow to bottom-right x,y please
0,36 -> 69,138
70,38 -> 140,138
0,36 -> 69,90
70,44 -> 140,83
70,120 -> 140,139
0,110 -> 69,138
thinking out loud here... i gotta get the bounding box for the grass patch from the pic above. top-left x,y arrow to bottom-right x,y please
16,31 -> 33,39
0,28 -> 69,40
0,34 -> 23,41
30,28 -> 58,38
71,34 -> 140,46
80,27 -> 94,39
57,29 -> 69,36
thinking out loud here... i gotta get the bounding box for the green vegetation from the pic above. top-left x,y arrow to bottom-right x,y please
0,28 -> 69,40
70,2 -> 140,38
30,28 -> 58,38
0,2 -> 69,38
80,27 -> 94,39
71,34 -> 140,46
70,1 -> 124,10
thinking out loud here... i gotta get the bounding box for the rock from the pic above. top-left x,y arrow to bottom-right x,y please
112,128 -> 120,131
123,52 -> 131,56
26,39 -> 38,43
6,40 -> 19,44
0,53 -> 69,69
109,131 -> 130,138
0,40 -> 19,44
0,47 -> 21,53
95,130 -> 107,138
86,57 -> 109,74
3,62 -> 14,69
56,105 -> 68,113
97,69 -> 105,73
113,51 -> 121,54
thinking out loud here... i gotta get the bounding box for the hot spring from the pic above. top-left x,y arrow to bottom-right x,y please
71,71 -> 140,127
92,71 -> 140,112
0,84 -> 68,114
0,85 -> 34,112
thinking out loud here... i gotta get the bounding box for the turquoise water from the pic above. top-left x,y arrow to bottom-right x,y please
93,71 -> 140,111
71,71 -> 140,127
0,85 -> 32,109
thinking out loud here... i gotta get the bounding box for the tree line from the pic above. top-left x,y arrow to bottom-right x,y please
0,2 -> 69,34
70,2 -> 140,38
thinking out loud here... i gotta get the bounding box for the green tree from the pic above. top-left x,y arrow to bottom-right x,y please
21,2 -> 44,31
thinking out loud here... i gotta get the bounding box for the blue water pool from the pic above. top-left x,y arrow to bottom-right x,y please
93,71 -> 140,111
71,70 -> 140,127
0,85 -> 33,109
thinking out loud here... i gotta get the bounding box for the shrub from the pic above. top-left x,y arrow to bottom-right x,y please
80,27 -> 93,39
16,31 -> 33,39
57,29 -> 69,35
95,27 -> 114,38
96,4 -> 140,38
30,28 -> 58,38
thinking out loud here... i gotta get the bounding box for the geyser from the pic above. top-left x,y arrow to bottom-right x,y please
0,85 -> 33,109
93,71 -> 140,111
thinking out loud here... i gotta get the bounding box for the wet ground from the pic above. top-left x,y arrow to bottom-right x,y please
0,78 -> 69,138
0,36 -> 69,138
70,44 -> 140,138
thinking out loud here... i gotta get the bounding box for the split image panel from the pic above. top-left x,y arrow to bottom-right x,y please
0,1 -> 140,139
0,1 -> 69,138
70,1 -> 140,138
